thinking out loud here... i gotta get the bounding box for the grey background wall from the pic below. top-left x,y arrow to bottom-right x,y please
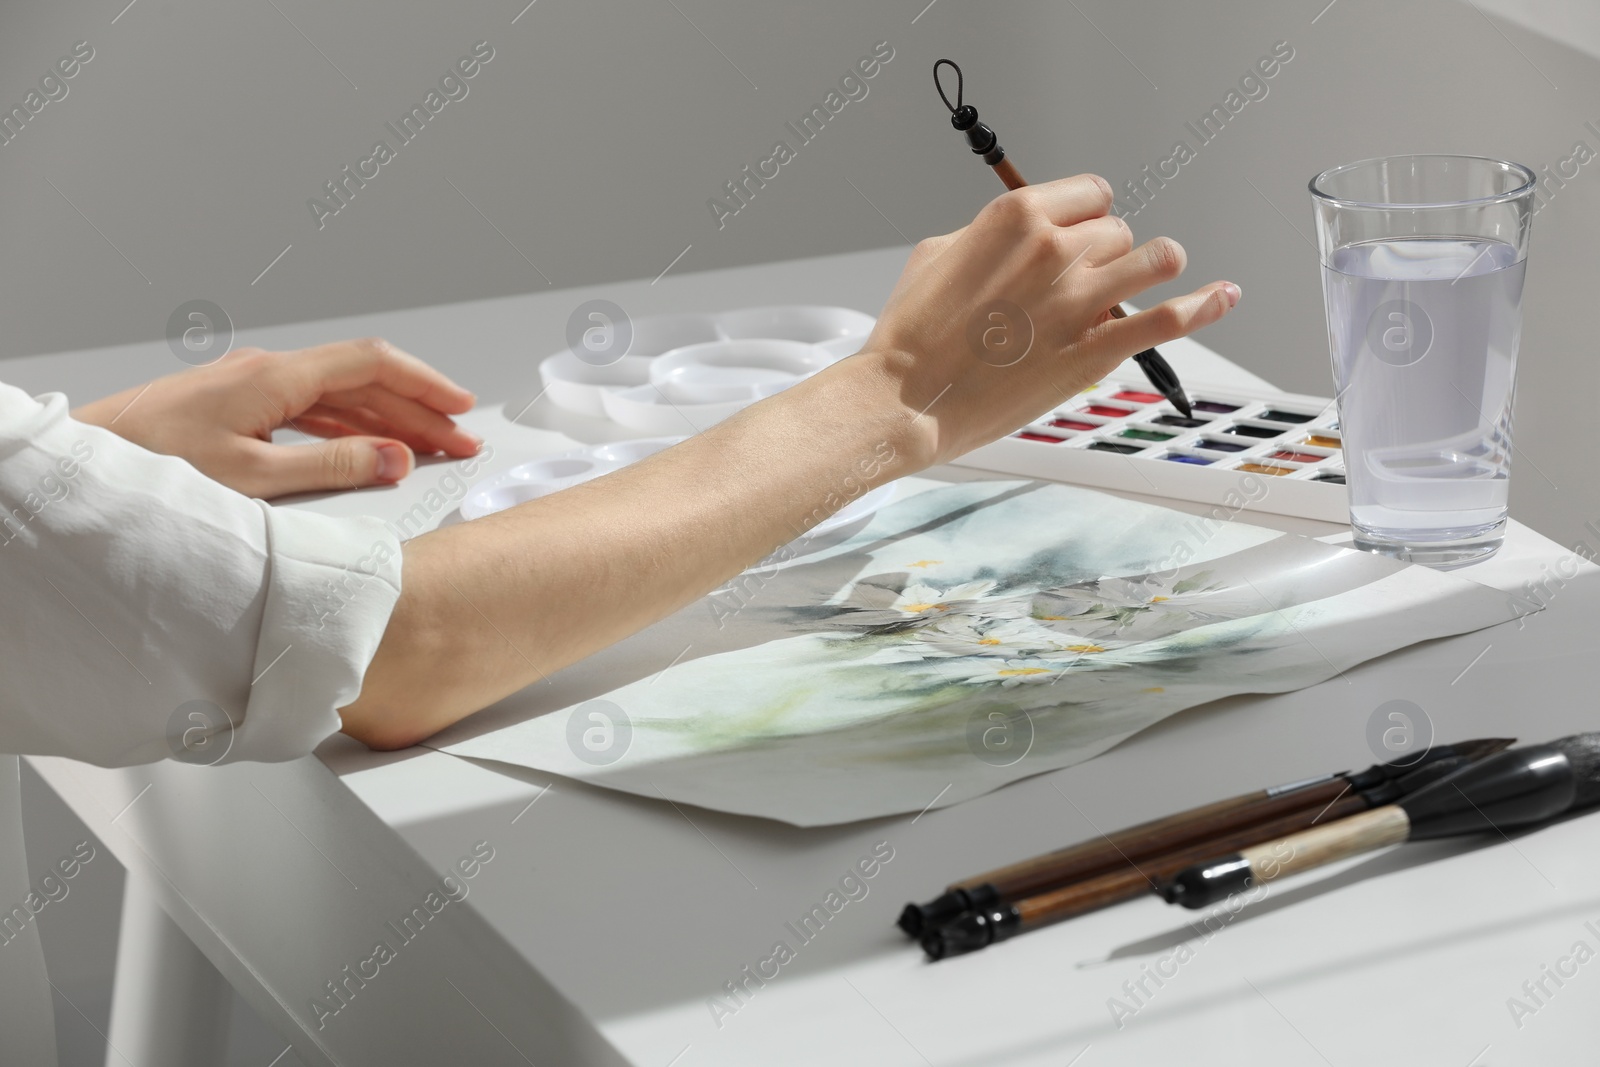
2,0 -> 1597,553
4,0 -> 1598,1061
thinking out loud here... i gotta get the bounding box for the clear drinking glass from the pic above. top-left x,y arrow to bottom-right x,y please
1309,154 -> 1536,569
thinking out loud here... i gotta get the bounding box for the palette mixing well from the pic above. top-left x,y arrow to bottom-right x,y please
536,305 -> 877,435
950,379 -> 1349,522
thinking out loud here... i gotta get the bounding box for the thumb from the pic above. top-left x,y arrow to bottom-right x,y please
245,437 -> 414,497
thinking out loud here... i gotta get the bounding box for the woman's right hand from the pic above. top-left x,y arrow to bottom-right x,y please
853,173 -> 1240,469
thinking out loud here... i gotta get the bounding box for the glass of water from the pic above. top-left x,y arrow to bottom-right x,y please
1309,154 -> 1536,569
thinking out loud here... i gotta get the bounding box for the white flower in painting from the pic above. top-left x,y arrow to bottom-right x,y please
889,580 -> 999,616
1030,570 -> 1230,643
915,616 -> 1104,659
952,656 -> 1084,686
887,636 -> 1122,685
821,577 -> 1025,635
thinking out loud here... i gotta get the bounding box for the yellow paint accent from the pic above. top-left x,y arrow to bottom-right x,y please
901,603 -> 937,613
1065,644 -> 1107,653
977,638 -> 1001,646
906,560 -> 943,569
1150,596 -> 1169,602
998,667 -> 1051,676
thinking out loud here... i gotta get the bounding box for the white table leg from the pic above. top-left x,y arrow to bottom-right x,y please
104,873 -> 232,1067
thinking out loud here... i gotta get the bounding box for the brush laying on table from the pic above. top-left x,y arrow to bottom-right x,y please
899,738 -> 1512,939
1161,732 -> 1600,909
918,748 -> 1504,959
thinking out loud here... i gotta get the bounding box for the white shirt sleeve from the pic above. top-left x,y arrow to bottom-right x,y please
0,381 -> 403,766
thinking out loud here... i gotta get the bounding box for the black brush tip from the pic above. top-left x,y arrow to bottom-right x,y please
1132,348 -> 1190,417
1393,755 -> 1470,797
1452,737 -> 1519,762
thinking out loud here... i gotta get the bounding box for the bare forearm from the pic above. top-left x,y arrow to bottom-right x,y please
341,357 -> 921,748
340,176 -> 1242,748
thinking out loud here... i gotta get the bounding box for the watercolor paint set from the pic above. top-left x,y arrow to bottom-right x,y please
949,378 -> 1349,522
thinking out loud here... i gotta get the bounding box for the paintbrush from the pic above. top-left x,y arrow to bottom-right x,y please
1161,732 -> 1600,909
919,751 -> 1494,959
933,58 -> 1193,418
899,737 -> 1513,939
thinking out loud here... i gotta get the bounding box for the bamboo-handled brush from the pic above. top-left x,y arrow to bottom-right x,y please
1161,733 -> 1600,909
900,738 -> 1512,939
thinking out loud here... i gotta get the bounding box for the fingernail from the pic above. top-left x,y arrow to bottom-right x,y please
376,442 -> 411,482
1221,282 -> 1242,308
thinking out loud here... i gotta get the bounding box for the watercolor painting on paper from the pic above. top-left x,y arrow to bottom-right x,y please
432,479 -> 1530,826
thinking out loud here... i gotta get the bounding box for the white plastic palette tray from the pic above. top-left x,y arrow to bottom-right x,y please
951,378 -> 1349,522
539,305 -> 876,434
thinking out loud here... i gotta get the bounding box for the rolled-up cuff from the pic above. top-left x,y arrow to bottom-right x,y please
229,504 -> 403,762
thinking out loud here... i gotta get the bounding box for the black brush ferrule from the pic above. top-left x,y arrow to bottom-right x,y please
949,106 -> 1003,165
1161,855 -> 1253,910
1401,744 -> 1577,839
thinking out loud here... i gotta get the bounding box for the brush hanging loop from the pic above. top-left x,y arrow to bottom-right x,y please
934,58 -> 1000,162
933,58 -> 963,114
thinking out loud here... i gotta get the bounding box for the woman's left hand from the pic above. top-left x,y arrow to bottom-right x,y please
73,337 -> 481,499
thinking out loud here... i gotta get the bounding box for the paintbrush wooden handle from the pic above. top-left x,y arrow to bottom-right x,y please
903,773 -> 1349,937
1238,805 -> 1412,886
959,778 -> 1349,899
992,156 -> 1026,191
909,746 -> 1503,939
921,792 -> 1377,956
1013,793 -> 1371,926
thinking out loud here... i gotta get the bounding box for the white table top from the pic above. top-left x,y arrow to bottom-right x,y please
28,247 -> 1600,1067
